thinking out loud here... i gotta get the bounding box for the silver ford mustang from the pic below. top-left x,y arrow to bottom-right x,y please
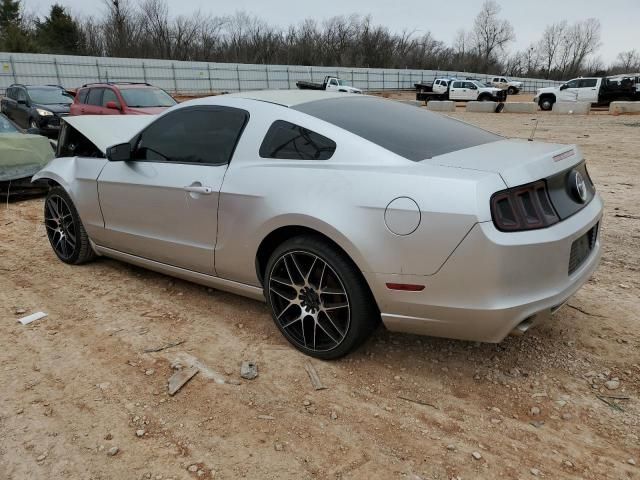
34,90 -> 603,359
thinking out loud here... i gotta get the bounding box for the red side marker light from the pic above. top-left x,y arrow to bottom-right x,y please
386,283 -> 425,292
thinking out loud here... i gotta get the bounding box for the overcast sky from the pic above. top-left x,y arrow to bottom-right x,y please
23,0 -> 639,64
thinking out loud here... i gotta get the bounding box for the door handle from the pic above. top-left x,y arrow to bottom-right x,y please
184,185 -> 213,195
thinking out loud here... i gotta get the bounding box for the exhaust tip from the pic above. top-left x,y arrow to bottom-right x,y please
510,315 -> 536,336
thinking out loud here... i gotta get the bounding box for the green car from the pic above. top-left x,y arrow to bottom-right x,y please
0,113 -> 54,198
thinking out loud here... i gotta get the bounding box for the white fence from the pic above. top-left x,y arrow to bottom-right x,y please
0,52 -> 561,95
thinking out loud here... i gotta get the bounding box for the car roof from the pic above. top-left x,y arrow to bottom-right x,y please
223,89 -> 354,107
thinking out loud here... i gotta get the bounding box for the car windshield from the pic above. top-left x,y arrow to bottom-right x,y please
120,88 -> 177,108
294,96 -> 501,161
0,114 -> 19,133
27,88 -> 73,105
337,80 -> 347,86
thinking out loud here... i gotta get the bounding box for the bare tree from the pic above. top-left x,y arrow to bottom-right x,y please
471,0 -> 515,72
538,21 -> 567,78
614,50 -> 640,72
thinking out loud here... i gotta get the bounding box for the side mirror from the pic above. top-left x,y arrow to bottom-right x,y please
559,84 -> 567,90
106,101 -> 121,111
106,142 -> 131,161
18,98 -> 27,105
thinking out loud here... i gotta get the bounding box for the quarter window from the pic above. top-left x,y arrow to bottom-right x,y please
259,120 -> 336,160
133,107 -> 248,165
86,88 -> 103,106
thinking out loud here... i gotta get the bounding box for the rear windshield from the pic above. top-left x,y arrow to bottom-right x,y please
293,96 -> 500,160
120,88 -> 177,108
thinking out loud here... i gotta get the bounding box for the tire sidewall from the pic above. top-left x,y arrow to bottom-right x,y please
45,187 -> 84,264
264,236 -> 377,359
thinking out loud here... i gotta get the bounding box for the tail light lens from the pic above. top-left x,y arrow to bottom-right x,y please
491,180 -> 559,232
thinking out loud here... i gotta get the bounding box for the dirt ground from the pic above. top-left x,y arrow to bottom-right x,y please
1,108 -> 639,480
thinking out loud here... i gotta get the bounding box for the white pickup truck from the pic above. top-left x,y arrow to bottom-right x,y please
415,78 -> 506,102
296,76 -> 362,94
490,76 -> 523,95
534,75 -> 640,110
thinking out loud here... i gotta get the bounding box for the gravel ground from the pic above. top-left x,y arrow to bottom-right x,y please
0,108 -> 639,480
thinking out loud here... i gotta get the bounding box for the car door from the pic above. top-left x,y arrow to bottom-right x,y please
559,79 -> 579,101
449,81 -> 465,100
464,82 -> 478,100
96,106 -> 249,274
577,78 -> 598,103
326,78 -> 339,91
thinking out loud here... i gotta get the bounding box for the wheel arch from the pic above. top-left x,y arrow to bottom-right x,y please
256,224 -> 363,282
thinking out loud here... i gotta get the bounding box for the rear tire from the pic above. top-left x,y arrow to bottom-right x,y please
44,186 -> 96,265
264,235 -> 379,359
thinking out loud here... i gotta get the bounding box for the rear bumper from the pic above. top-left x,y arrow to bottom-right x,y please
366,194 -> 603,342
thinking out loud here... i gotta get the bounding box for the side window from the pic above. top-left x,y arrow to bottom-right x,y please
493,77 -> 499,82
134,107 -> 248,165
578,79 -> 597,88
16,88 -> 26,102
452,81 -> 462,88
7,87 -> 14,99
76,88 -> 89,104
259,120 -> 336,160
102,88 -> 119,107
86,88 -> 103,106
500,78 -> 507,83
329,79 -> 338,86
565,79 -> 579,89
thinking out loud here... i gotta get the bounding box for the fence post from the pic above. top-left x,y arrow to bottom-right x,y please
236,65 -> 241,91
142,62 -> 147,83
265,65 -> 270,89
382,70 -> 385,90
207,63 -> 213,93
397,70 -> 400,90
366,69 -> 369,91
52,58 -> 61,86
95,59 -> 101,82
9,55 -> 17,83
171,63 -> 178,93
309,66 -> 313,82
351,69 -> 354,86
286,66 -> 290,88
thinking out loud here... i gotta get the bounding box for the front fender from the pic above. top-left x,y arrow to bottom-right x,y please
32,156 -> 108,237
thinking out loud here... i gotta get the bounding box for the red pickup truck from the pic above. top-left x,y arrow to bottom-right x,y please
70,82 -> 177,116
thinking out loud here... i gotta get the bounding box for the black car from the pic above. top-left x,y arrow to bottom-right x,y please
1,84 -> 73,137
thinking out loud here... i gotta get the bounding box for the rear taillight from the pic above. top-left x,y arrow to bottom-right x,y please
490,180 -> 559,232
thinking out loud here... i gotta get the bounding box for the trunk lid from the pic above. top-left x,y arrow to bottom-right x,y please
426,139 -> 582,187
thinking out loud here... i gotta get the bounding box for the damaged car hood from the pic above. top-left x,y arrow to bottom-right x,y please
63,115 -> 158,154
0,133 -> 54,181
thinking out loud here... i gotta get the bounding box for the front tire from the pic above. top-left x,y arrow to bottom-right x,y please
44,186 -> 96,265
507,86 -> 517,95
539,96 -> 555,111
30,118 -> 39,129
264,235 -> 379,359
